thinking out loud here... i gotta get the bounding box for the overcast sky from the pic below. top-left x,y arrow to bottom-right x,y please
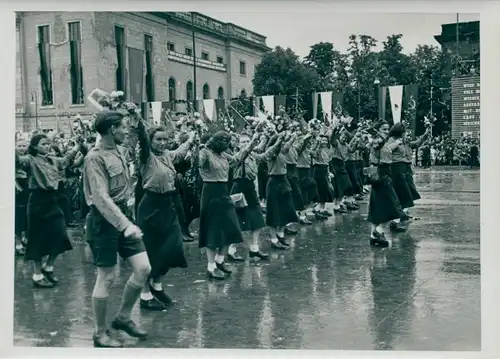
203,12 -> 480,58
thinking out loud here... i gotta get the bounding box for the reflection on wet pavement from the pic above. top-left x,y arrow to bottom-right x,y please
13,170 -> 480,350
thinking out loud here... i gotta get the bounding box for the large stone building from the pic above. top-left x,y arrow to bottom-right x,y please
434,20 -> 480,76
15,12 -> 271,132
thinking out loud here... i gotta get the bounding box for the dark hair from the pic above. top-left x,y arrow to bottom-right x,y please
206,131 -> 231,154
374,120 -> 388,130
389,122 -> 405,139
28,134 -> 48,156
200,133 -> 212,145
94,111 -> 125,135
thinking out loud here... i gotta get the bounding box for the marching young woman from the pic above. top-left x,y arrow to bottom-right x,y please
401,127 -> 431,218
265,131 -> 300,248
230,131 -> 272,259
15,139 -> 29,256
366,121 -> 406,247
16,133 -> 82,288
284,130 -> 312,225
312,135 -> 334,219
344,131 -> 364,207
329,130 -> 354,213
386,123 -> 417,231
84,109 -> 152,347
127,113 -> 197,310
296,130 -> 320,217
198,131 -> 245,280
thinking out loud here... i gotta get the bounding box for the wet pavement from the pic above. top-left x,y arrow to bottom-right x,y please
13,169 -> 480,350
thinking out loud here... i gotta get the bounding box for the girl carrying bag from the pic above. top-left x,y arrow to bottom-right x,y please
230,160 -> 248,209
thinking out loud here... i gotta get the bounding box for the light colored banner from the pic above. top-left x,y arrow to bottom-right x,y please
319,91 -> 332,123
151,101 -> 163,125
203,99 -> 216,122
389,85 -> 403,124
262,95 -> 275,116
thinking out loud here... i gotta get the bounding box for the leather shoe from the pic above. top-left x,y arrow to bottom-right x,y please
207,268 -> 226,280
228,253 -> 245,262
111,318 -> 148,340
216,262 -> 232,274
93,329 -> 123,348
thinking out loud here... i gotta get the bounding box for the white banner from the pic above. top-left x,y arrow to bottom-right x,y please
388,85 -> 403,124
151,101 -> 163,125
262,95 -> 275,116
312,92 -> 318,119
203,99 -> 216,122
319,92 -> 332,123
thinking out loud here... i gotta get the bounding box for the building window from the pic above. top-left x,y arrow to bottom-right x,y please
168,77 -> 176,102
115,26 -> 126,96
68,22 -> 84,105
203,83 -> 210,99
186,81 -> 193,102
37,25 -> 53,106
218,86 -> 224,99
240,89 -> 247,98
201,52 -> 209,60
216,56 -> 223,64
239,61 -> 246,76
185,47 -> 193,56
167,42 -> 175,52
144,34 -> 154,102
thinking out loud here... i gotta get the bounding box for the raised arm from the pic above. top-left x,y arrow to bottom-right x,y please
408,129 -> 430,149
167,132 -> 196,164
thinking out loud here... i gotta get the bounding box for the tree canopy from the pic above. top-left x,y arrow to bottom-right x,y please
252,33 -> 464,137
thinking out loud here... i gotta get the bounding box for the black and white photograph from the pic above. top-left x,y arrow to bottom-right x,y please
6,3 -> 497,355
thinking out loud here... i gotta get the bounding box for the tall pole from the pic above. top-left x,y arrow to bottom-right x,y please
430,78 -> 433,139
456,13 -> 459,75
191,12 -> 197,111
357,80 -> 361,122
295,87 -> 298,114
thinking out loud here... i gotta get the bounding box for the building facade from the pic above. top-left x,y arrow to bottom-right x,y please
15,11 -> 270,132
434,20 -> 480,76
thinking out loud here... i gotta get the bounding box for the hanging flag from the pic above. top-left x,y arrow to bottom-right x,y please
312,92 -> 319,119
128,47 -> 145,104
319,92 -> 332,124
274,95 -> 287,114
403,84 -> 419,137
332,92 -> 344,116
380,86 -> 387,121
203,99 -> 216,122
389,85 -> 404,124
262,96 -> 275,116
151,101 -> 162,125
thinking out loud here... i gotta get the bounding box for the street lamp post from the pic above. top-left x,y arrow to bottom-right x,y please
374,78 -> 381,120
357,80 -> 361,122
30,89 -> 38,130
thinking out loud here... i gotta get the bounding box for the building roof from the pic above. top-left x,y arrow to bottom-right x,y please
150,12 -> 272,52
434,20 -> 480,45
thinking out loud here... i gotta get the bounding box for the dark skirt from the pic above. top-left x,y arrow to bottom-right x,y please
313,164 -> 333,203
199,182 -> 243,250
79,177 -> 89,220
25,189 -> 73,261
402,163 -> 421,201
265,175 -> 299,227
297,167 -> 318,206
231,178 -> 266,232
137,190 -> 188,277
286,164 -> 305,211
390,162 -> 415,209
345,160 -> 362,194
257,161 -> 268,200
15,179 -> 29,235
331,158 -> 353,199
57,181 -> 74,224
367,164 -> 405,225
356,160 -> 366,186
